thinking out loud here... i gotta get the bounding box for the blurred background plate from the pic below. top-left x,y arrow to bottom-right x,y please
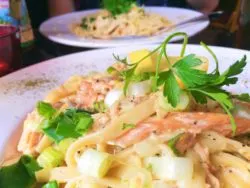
39,7 -> 209,48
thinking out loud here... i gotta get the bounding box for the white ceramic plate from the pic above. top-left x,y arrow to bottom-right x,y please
39,7 -> 209,48
0,44 -> 249,154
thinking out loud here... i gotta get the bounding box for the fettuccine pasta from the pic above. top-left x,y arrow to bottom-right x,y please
1,32 -> 250,188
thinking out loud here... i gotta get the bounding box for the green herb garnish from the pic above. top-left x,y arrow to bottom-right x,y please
107,66 -> 118,74
37,101 -> 56,119
122,123 -> 136,130
102,0 -> 136,16
113,54 -> 131,65
89,17 -> 96,22
233,93 -> 250,102
37,102 -> 94,143
0,155 -> 41,188
81,24 -> 88,30
114,32 -> 248,135
81,18 -> 88,29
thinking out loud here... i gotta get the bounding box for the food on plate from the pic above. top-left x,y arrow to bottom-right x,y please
1,32 -> 250,188
71,1 -> 172,39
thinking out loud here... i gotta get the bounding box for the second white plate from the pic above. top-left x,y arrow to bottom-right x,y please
39,7 -> 209,48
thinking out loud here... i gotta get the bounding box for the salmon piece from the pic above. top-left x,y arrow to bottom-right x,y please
175,133 -> 197,155
113,112 -> 250,148
27,132 -> 43,148
75,81 -> 98,109
75,77 -> 115,110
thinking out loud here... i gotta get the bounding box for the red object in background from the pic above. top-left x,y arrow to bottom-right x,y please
0,25 -> 22,77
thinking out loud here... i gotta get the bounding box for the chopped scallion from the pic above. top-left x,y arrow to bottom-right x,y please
37,147 -> 64,168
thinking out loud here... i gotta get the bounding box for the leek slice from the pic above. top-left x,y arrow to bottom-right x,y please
128,80 -> 151,97
77,148 -> 113,178
158,91 -> 190,111
144,156 -> 193,181
57,138 -> 75,155
37,147 -> 64,168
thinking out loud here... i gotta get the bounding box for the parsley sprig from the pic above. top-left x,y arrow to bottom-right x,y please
37,102 -> 94,143
102,0 -> 136,16
114,32 -> 248,135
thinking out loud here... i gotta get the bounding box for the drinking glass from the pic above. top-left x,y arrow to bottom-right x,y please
0,25 -> 22,77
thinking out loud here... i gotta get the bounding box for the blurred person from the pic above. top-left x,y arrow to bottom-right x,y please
48,0 -> 219,17
240,0 -> 250,26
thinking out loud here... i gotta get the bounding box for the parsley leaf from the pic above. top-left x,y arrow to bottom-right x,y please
37,101 -> 56,119
190,87 -> 236,134
107,66 -> 118,74
102,0 -> 136,16
222,55 -> 247,78
55,115 -> 82,138
122,66 -> 137,95
162,71 -> 181,107
37,103 -> 94,143
233,93 -> 250,102
76,117 -> 94,133
89,17 -> 96,23
190,90 -> 207,104
212,55 -> 247,86
173,54 -> 210,88
118,31 -> 247,135
113,54 -> 130,65
0,155 -> 41,188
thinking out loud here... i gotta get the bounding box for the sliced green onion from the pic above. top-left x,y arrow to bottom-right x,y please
77,148 -> 113,178
57,138 -> 76,155
144,156 -> 193,181
37,147 -> 64,168
42,180 -> 59,188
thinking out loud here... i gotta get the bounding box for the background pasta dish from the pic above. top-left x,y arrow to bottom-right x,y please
1,32 -> 250,188
71,6 -> 173,39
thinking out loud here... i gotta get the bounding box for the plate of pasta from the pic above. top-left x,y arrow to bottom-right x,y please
1,32 -> 250,188
39,6 -> 209,48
